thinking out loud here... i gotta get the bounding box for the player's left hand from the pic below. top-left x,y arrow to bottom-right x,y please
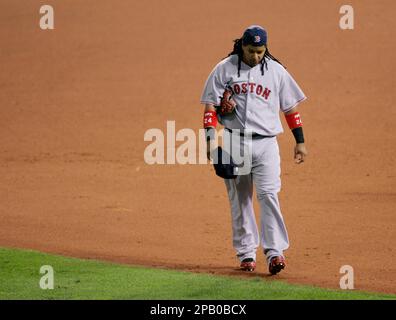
294,143 -> 308,164
218,89 -> 237,115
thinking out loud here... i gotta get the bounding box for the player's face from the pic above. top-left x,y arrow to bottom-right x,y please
242,44 -> 266,67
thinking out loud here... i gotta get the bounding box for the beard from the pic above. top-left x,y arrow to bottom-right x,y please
246,59 -> 261,67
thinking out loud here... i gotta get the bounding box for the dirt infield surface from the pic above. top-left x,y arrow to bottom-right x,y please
1,1 -> 395,294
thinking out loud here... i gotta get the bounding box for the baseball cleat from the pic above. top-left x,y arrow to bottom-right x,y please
240,258 -> 256,272
268,256 -> 286,275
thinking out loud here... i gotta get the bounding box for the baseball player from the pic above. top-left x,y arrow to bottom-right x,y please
201,25 -> 308,275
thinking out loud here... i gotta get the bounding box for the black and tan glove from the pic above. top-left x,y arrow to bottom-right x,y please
216,88 -> 237,115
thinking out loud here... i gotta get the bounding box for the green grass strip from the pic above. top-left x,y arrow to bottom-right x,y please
0,247 -> 394,300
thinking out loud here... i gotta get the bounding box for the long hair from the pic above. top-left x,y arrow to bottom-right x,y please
224,38 -> 284,77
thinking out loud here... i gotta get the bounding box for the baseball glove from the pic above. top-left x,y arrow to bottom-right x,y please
212,146 -> 238,179
217,88 -> 237,115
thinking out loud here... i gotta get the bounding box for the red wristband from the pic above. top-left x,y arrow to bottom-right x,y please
203,110 -> 218,128
285,112 -> 303,129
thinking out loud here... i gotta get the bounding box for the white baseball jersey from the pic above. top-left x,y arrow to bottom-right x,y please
200,55 -> 306,136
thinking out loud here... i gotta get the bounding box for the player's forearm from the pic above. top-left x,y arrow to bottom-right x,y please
203,104 -> 217,160
284,107 -> 305,144
203,103 -> 218,132
204,103 -> 216,112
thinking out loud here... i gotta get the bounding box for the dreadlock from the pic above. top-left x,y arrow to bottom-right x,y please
224,38 -> 284,77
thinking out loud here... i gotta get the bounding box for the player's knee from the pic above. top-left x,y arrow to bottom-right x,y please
256,187 -> 280,200
255,180 -> 281,198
